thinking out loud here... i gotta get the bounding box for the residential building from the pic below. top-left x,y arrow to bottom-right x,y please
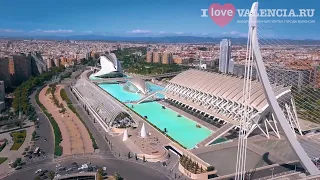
12,53 -> 32,86
146,51 -> 153,63
161,52 -> 172,64
219,39 -> 232,73
0,81 -> 4,101
153,52 -> 160,63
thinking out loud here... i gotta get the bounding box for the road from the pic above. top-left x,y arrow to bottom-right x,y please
29,90 -> 55,157
4,157 -> 170,180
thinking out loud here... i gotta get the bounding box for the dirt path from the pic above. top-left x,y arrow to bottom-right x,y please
55,85 -> 94,153
39,85 -> 94,156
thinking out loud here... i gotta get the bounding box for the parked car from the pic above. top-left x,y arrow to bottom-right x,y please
66,168 -> 73,172
58,166 -> 66,171
35,169 -> 42,174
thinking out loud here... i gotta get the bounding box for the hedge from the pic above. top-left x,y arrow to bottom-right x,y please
10,130 -> 26,150
60,88 -> 98,150
35,89 -> 63,156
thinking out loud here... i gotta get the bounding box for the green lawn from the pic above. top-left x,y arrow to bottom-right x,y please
10,130 -> 27,150
0,157 -> 8,164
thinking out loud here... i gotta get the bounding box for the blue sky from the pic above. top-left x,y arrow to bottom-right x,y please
0,0 -> 319,39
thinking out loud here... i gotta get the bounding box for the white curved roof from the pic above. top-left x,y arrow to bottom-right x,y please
168,69 -> 290,112
92,54 -> 123,77
128,78 -> 147,94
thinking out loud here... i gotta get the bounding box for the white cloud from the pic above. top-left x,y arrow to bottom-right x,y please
222,31 -> 247,37
127,29 -> 151,34
159,31 -> 166,34
30,29 -> 74,33
0,28 -> 23,33
175,32 -> 184,35
83,31 -> 93,33
43,29 -> 74,33
202,33 -> 208,36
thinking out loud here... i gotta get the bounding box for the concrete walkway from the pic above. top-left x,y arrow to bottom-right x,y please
0,122 -> 35,176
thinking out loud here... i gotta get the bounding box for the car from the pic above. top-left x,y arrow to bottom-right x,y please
58,166 -> 66,171
66,167 -> 73,172
102,167 -> 107,171
43,170 -> 48,173
91,165 -> 98,170
87,167 -> 93,172
35,169 -> 42,174
39,172 -> 45,177
56,164 -> 61,168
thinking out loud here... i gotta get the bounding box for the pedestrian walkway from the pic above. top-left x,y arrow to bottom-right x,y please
0,123 -> 35,177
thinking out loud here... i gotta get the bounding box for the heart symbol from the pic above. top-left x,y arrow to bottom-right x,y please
209,3 -> 236,27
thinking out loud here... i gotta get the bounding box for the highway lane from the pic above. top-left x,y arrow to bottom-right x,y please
29,90 -> 55,158
4,157 -> 170,180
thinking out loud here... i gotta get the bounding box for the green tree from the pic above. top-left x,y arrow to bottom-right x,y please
47,171 -> 55,180
207,166 -> 215,172
114,172 -> 123,180
97,168 -> 103,180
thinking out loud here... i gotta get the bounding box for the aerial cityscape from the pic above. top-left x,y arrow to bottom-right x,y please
0,0 -> 320,180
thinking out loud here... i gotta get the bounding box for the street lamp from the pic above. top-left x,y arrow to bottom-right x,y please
271,167 -> 275,178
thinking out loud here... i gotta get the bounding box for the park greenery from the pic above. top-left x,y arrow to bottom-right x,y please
113,172 -> 123,180
0,157 -> 8,164
10,130 -> 26,150
35,89 -> 63,156
292,86 -> 320,124
49,83 -> 66,114
12,66 -> 65,118
0,139 -> 7,152
60,88 -> 99,149
113,47 -> 189,75
11,157 -> 25,168
180,155 -> 214,174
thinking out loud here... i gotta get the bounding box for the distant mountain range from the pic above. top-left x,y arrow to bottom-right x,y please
1,35 -> 320,45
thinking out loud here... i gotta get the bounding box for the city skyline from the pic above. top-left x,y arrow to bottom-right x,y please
0,0 -> 319,40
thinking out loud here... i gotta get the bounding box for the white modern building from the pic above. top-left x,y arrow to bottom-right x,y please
164,69 -> 303,137
92,53 -> 123,78
219,39 -> 232,74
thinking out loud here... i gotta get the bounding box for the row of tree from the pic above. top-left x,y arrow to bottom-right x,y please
179,155 -> 215,174
12,66 -> 65,117
113,47 -> 189,75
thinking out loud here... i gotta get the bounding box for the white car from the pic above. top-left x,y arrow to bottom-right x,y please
35,169 -> 42,174
102,167 -> 107,171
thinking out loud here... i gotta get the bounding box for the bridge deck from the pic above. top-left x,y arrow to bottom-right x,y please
197,123 -> 235,147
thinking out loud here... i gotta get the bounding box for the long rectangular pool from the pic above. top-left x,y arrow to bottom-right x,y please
98,83 -> 212,149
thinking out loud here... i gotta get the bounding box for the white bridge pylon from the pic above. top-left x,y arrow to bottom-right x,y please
235,2 -> 320,179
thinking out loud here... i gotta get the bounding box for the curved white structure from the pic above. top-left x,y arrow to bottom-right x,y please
249,2 -> 319,175
126,78 -> 148,95
141,123 -> 147,138
92,53 -> 123,78
123,129 -> 128,141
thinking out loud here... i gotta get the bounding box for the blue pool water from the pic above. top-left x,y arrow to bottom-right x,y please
98,82 -> 213,149
99,83 -> 142,102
